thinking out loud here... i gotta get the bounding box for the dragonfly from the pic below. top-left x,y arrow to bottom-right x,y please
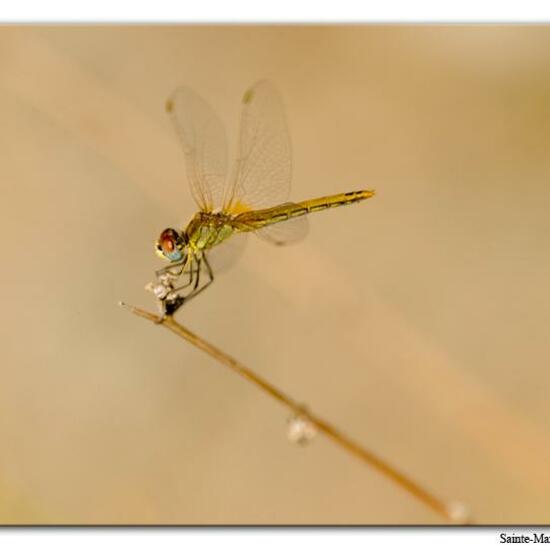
148,80 -> 375,316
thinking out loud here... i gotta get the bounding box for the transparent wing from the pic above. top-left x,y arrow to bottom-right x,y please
223,80 -> 292,213
166,87 -> 227,212
254,215 -> 309,246
206,233 -> 248,273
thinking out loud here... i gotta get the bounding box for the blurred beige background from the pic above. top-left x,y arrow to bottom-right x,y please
0,25 -> 549,524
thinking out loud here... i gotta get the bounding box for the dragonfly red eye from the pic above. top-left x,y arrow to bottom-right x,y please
159,228 -> 178,252
157,228 -> 185,262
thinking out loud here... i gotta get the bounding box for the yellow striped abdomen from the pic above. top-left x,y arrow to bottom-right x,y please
233,189 -> 375,230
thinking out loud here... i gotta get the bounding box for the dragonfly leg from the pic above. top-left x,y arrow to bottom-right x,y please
157,255 -> 214,319
204,255 -> 214,285
181,255 -> 214,303
155,256 -> 188,278
158,257 -> 201,318
191,257 -> 202,291
169,261 -> 199,292
154,258 -> 196,321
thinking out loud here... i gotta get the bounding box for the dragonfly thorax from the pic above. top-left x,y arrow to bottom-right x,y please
185,211 -> 234,253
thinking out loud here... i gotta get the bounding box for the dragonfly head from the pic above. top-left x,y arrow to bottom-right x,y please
155,228 -> 188,262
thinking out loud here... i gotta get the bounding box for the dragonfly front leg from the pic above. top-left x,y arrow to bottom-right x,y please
165,256 -> 215,314
149,257 -> 196,320
160,256 -> 206,316
152,255 -> 214,320
155,258 -> 187,278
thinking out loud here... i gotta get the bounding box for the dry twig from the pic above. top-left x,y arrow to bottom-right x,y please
121,302 -> 470,524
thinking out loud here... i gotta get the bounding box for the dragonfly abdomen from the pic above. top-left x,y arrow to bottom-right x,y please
297,189 -> 375,213
233,189 -> 375,231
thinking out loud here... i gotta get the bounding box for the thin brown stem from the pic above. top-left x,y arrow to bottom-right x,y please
120,301 -> 471,524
